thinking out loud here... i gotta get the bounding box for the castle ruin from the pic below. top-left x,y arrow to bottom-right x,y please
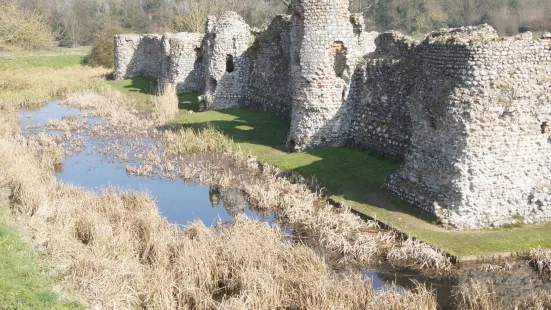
114,0 -> 551,229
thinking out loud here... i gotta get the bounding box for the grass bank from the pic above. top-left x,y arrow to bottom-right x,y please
0,207 -> 81,309
0,47 -> 90,71
109,78 -> 551,259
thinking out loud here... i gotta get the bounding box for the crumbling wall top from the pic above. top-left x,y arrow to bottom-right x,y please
425,24 -> 499,45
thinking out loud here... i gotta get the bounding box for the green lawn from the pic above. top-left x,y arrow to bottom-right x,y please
0,46 -> 90,71
0,55 -> 86,71
0,208 -> 82,309
109,77 -> 551,260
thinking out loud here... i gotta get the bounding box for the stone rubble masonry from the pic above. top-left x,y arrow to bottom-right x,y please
114,33 -> 205,93
113,3 -> 551,229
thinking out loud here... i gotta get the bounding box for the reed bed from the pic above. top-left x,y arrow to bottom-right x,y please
530,247 -> 551,275
163,130 -> 452,270
0,134 -> 439,309
0,66 -> 109,108
455,279 -> 551,310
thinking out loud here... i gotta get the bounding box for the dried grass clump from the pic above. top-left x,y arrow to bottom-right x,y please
455,279 -> 551,310
516,289 -> 551,310
153,83 -> 179,123
0,106 -> 20,137
61,89 -> 161,136
0,66 -> 109,108
454,279 -> 504,310
163,126 -> 234,155
0,138 -> 55,215
387,238 -> 452,271
45,116 -> 86,132
530,247 -> 551,275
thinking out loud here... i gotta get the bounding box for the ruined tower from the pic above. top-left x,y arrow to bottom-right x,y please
200,12 -> 254,111
286,0 -> 360,150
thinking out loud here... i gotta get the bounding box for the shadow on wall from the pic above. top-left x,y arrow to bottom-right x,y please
177,61 -> 205,94
108,76 -> 158,100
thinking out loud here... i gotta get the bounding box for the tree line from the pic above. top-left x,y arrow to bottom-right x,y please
352,0 -> 551,36
5,0 -> 551,49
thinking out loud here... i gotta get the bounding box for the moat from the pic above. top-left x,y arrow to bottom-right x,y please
19,101 -> 551,309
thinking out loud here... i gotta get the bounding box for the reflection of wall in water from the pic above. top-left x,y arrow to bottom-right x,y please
209,186 -> 249,218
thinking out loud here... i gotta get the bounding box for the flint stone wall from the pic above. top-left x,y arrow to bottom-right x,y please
241,15 -> 293,120
385,26 -> 551,228
347,32 -> 417,159
113,8 -> 551,229
201,12 -> 255,110
114,33 -> 205,92
114,34 -> 163,80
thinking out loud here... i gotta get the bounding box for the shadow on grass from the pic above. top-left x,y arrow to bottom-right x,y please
108,77 -> 202,112
178,92 -> 201,111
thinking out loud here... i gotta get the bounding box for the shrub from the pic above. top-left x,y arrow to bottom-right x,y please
0,1 -> 55,51
86,25 -> 126,69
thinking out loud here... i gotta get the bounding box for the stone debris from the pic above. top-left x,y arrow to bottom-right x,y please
114,0 -> 551,229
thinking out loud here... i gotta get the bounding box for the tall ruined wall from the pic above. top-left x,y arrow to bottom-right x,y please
348,32 -> 417,160
161,33 -> 205,92
114,34 -> 163,80
241,15 -> 293,120
385,26 -> 551,228
200,12 -> 254,111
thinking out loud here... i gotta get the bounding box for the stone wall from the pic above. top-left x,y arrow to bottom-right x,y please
114,34 -> 163,80
113,6 -> 551,229
385,26 -> 551,228
161,33 -> 205,92
241,15 -> 293,120
200,12 -> 255,110
347,32 -> 417,160
114,33 -> 205,92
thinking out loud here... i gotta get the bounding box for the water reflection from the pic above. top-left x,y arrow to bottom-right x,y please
19,102 -> 274,226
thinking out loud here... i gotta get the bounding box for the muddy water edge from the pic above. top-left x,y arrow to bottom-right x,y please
20,101 -> 551,309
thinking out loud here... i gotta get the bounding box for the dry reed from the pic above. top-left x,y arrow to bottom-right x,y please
454,279 -> 504,310
455,279 -> 551,310
154,82 -> 179,123
530,247 -> 551,275
163,127 -> 233,155
0,134 -> 440,309
0,66 -> 109,108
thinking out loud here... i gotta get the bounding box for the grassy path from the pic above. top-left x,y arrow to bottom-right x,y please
101,75 -> 551,259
